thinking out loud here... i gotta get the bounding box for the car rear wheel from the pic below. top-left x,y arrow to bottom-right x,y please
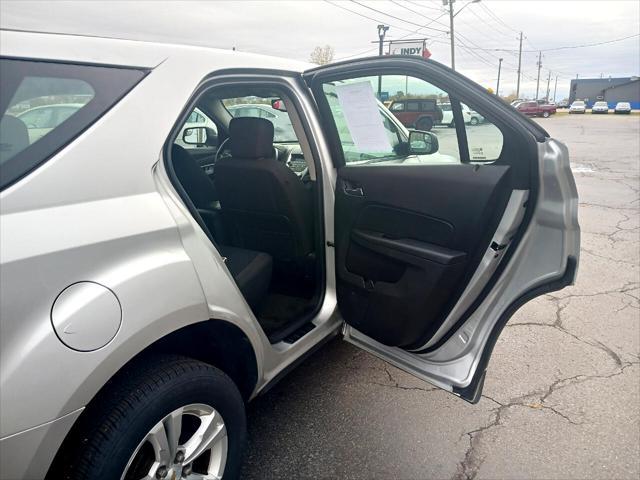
469,117 -> 479,125
416,117 -> 433,131
542,111 -> 550,118
49,355 -> 246,480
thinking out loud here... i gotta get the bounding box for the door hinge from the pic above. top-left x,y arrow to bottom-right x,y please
490,241 -> 508,252
327,241 -> 335,247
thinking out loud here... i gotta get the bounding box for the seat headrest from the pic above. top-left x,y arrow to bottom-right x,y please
229,117 -> 274,159
0,115 -> 29,164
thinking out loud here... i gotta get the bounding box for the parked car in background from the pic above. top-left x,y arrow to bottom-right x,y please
556,100 -> 569,108
17,103 -> 83,143
614,102 -> 632,114
439,102 -> 484,126
591,101 -> 609,114
388,98 -> 443,130
227,103 -> 294,139
569,100 -> 587,114
515,100 -> 557,118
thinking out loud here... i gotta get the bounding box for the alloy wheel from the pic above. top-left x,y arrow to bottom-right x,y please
121,403 -> 228,480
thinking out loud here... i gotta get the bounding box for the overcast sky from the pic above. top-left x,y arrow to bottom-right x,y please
2,0 -> 639,99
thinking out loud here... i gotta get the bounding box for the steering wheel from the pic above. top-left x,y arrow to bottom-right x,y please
214,138 -> 230,164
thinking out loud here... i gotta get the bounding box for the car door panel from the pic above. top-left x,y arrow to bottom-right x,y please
303,56 -> 579,401
336,163 -> 513,349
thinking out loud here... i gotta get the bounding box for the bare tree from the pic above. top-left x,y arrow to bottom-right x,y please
501,91 -> 519,103
309,45 -> 335,65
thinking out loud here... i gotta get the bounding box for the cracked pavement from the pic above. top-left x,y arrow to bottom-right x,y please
242,115 -> 640,480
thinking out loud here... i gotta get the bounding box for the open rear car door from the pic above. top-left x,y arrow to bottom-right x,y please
303,57 -> 579,402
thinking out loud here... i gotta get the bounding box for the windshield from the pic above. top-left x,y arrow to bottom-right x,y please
224,99 -> 297,143
573,101 -> 585,106
594,102 -> 607,106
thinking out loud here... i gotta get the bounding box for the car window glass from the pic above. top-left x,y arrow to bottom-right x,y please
4,77 -> 94,151
55,106 -> 82,124
0,58 -> 145,189
421,100 -> 436,110
224,98 -> 296,143
320,75 -> 461,165
175,107 -> 218,149
18,107 -> 56,129
461,102 -> 504,162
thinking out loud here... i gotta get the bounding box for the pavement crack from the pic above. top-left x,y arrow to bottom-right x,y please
453,363 -> 640,479
369,365 -> 438,393
369,381 -> 438,392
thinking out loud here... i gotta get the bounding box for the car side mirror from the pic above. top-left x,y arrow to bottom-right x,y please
182,126 -> 217,146
271,99 -> 287,112
408,129 -> 439,155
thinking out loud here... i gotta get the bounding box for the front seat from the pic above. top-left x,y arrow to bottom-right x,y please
215,117 -> 313,263
171,144 -> 272,309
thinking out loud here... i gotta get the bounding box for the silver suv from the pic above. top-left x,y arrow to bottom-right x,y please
0,29 -> 579,480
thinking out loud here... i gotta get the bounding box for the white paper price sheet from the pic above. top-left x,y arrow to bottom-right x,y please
334,81 -> 393,153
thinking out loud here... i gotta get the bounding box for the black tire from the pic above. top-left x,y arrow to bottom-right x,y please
49,355 -> 246,480
470,117 -> 479,125
542,111 -> 550,118
416,116 -> 433,131
448,121 -> 455,128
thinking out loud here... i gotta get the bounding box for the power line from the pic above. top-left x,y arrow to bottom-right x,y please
452,32 -> 640,53
350,0 -> 449,34
323,0 -> 419,35
405,0 -> 446,13
328,0 -> 449,60
534,33 -> 640,52
465,7 -> 518,43
478,3 -> 520,34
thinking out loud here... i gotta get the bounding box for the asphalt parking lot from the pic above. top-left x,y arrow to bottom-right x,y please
242,114 -> 640,480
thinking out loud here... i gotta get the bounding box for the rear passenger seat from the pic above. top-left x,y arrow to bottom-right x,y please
171,144 -> 272,310
217,245 -> 272,309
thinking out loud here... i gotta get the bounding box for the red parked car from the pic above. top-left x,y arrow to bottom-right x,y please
515,101 -> 557,118
388,98 -> 443,131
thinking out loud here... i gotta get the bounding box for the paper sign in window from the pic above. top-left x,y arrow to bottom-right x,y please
335,82 -> 393,153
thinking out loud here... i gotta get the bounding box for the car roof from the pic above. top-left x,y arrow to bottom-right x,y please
0,29 -> 313,72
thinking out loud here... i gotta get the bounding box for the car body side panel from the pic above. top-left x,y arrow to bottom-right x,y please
0,33 -> 339,479
0,44 -> 277,450
0,409 -> 83,480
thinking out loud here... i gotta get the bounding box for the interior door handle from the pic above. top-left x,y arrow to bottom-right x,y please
343,182 -> 364,196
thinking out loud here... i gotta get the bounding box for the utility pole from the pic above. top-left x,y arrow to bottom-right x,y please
443,0 -> 480,71
553,75 -> 558,103
448,0 -> 455,70
535,51 -> 542,100
516,32 -> 523,98
545,70 -> 551,102
377,24 -> 389,98
496,58 -> 503,96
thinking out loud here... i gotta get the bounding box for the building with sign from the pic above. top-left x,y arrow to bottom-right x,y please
388,39 -> 431,59
569,76 -> 640,108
